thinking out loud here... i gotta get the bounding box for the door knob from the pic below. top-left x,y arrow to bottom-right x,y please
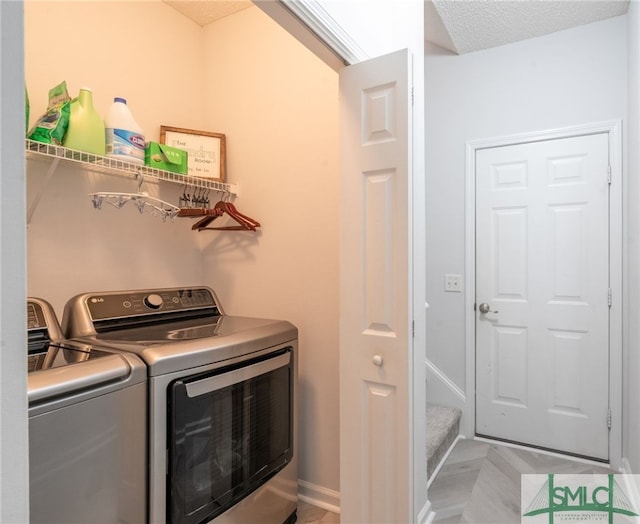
478,302 -> 498,314
372,355 -> 383,366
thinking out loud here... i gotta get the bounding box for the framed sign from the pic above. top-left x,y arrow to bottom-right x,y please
160,126 -> 226,182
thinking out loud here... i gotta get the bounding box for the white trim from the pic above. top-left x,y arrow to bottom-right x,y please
253,1 -> 345,71
255,0 -> 369,70
1,1 -> 29,522
467,121 -> 623,150
622,457 -> 635,475
621,469 -> 640,514
427,435 -> 464,489
298,480 -> 340,515
608,121 -> 623,471
278,0 -> 369,65
620,459 -> 640,518
465,120 -> 624,467
426,358 -> 466,403
464,140 -> 477,438
417,499 -> 436,524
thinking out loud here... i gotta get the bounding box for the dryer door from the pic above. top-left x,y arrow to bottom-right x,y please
167,348 -> 293,524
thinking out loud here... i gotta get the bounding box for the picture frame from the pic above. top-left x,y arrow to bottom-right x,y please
160,126 -> 226,182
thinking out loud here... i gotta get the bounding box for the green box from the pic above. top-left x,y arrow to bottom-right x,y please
145,142 -> 188,175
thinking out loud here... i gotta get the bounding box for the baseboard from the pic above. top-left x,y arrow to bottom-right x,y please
298,479 -> 340,514
619,458 -> 640,511
427,435 -> 463,489
298,479 -> 439,521
417,498 -> 435,524
297,479 -> 438,521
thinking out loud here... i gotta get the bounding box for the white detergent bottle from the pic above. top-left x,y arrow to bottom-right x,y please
105,97 -> 145,164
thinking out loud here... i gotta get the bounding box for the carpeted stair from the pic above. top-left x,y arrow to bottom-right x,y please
427,404 -> 462,479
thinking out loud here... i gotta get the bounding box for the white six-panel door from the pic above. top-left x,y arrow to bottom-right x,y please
339,49 -> 412,523
475,133 -> 610,460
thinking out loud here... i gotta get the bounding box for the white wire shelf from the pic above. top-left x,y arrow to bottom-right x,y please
25,139 -> 237,194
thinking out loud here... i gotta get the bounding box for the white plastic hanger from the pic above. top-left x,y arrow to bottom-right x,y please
89,173 -> 180,221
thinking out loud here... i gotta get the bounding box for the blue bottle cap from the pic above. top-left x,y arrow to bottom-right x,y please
114,97 -> 127,104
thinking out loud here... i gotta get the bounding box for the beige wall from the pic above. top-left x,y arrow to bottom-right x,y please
25,0 -> 207,314
25,0 -> 340,503
25,1 -> 207,144
201,7 -> 341,499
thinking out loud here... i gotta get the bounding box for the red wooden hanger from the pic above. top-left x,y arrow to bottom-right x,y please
191,200 -> 261,231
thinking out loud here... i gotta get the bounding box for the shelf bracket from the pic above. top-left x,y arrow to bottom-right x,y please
27,156 -> 60,225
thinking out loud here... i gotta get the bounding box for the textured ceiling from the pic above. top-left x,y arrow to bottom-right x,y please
163,0 -> 630,55
163,0 -> 252,27
427,0 -> 630,54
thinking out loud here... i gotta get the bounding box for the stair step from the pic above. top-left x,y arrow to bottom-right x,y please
427,404 -> 461,479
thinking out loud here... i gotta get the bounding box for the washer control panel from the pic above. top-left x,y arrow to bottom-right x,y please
28,302 -> 46,330
85,287 -> 219,320
144,293 -> 164,310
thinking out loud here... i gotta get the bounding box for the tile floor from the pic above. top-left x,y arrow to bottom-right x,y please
428,438 -> 617,524
297,501 -> 340,523
296,438 -> 618,524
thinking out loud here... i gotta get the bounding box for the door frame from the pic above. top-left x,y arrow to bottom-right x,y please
464,120 -> 622,469
254,1 -> 428,520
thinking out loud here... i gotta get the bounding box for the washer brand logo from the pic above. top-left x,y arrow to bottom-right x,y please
91,297 -> 105,303
522,474 -> 640,523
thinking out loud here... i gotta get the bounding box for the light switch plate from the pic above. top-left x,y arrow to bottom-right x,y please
444,274 -> 462,293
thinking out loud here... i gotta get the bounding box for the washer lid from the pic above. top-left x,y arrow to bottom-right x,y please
74,316 -> 298,376
28,341 -> 146,406
92,314 -> 223,342
28,341 -> 109,372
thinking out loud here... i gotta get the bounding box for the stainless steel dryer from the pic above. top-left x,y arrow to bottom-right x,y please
62,286 -> 298,524
27,297 -> 147,524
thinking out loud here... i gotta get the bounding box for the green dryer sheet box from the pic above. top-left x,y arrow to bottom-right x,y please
145,142 -> 188,175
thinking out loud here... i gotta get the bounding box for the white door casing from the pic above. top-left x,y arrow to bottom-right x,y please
475,132 -> 612,461
1,2 -> 30,522
339,49 -> 413,523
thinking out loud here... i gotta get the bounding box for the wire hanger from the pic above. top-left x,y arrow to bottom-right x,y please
90,172 -> 180,222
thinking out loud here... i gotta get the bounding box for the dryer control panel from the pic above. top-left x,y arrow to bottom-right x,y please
83,287 -> 220,321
